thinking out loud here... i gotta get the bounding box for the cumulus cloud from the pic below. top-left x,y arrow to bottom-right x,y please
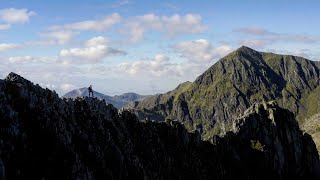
60,46 -> 125,62
239,39 -> 267,48
0,24 -> 10,30
173,39 -> 233,63
118,54 -> 172,76
0,8 -> 36,24
8,56 -> 58,64
0,43 -> 21,52
234,26 -> 320,46
233,27 -> 273,35
40,30 -> 79,45
125,21 -> 145,42
116,54 -> 207,80
85,36 -> 110,47
50,13 -> 121,32
161,14 -> 207,35
266,48 -> 316,60
124,13 -> 207,42
59,36 -> 126,63
112,0 -> 130,8
60,83 -> 77,92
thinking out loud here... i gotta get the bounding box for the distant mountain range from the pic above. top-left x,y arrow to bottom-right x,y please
127,46 -> 320,151
63,87 -> 150,108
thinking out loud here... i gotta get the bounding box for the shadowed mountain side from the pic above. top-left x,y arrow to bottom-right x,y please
0,73 -> 319,179
128,46 -> 320,140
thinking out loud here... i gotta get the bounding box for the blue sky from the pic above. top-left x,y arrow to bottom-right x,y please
1,0 -> 319,95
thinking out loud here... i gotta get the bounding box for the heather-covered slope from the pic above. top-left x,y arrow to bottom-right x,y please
129,46 -> 320,139
0,73 -> 319,179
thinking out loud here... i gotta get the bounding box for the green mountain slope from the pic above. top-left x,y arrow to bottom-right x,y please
128,46 -> 320,140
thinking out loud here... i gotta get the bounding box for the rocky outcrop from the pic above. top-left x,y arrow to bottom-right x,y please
0,73 -> 319,179
303,113 -> 320,153
129,46 -> 320,140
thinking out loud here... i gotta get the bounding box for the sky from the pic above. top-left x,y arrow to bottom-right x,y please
1,0 -> 320,96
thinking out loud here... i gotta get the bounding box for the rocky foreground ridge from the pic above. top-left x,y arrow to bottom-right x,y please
0,73 -> 319,179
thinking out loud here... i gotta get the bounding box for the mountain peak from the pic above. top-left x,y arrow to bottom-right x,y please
235,45 -> 259,54
238,45 -> 254,50
4,72 -> 33,87
5,72 -> 25,82
222,46 -> 261,60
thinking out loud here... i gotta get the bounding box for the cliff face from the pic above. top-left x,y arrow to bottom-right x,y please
303,113 -> 320,152
129,46 -> 320,139
0,73 -> 319,179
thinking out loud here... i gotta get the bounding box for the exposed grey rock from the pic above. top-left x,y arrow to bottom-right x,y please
303,113 -> 320,153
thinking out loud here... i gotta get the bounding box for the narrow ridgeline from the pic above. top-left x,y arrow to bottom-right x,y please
0,73 -> 319,179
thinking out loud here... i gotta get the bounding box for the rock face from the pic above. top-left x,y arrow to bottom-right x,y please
0,72 -> 319,179
63,88 -> 149,109
129,46 -> 320,139
303,113 -> 320,152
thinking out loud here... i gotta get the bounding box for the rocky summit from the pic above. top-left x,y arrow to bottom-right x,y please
0,72 -> 319,179
128,46 -> 320,142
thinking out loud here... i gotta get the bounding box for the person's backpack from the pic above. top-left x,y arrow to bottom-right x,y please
88,87 -> 92,91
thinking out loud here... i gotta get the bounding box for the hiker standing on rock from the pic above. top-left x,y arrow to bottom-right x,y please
88,85 -> 94,98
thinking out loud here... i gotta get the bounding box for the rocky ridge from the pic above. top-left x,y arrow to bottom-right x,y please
0,73 -> 319,179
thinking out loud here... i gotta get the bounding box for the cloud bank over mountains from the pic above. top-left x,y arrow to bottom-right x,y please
1,1 -> 319,95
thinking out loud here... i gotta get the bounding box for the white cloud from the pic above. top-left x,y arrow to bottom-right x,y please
40,30 -> 78,45
9,56 -> 35,63
116,54 -> 206,80
233,27 -> 273,35
8,56 -> 58,64
239,39 -> 266,48
118,54 -> 172,76
174,39 -> 233,63
39,83 -> 56,90
161,14 -> 207,35
266,48 -> 315,60
125,21 -> 145,42
0,43 -> 21,52
112,0 -> 130,8
59,36 -> 126,63
60,83 -> 77,93
85,36 -> 110,47
0,8 -> 36,24
125,13 -> 207,42
234,26 -> 320,46
0,24 -> 10,30
50,13 -> 121,32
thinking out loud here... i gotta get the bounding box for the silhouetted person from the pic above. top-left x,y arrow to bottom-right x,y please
88,85 -> 94,97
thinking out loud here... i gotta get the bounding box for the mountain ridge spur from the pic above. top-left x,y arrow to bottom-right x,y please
127,46 -> 320,144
